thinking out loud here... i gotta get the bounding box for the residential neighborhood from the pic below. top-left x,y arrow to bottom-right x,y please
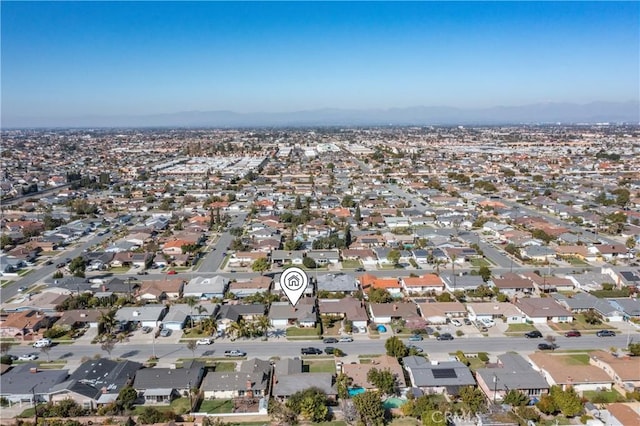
1,125 -> 640,425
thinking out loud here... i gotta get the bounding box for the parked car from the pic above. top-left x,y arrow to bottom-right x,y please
196,338 -> 213,345
450,319 -> 462,327
137,271 -> 149,275
596,330 -> 616,337
224,349 -> 246,357
18,353 -> 38,361
159,328 -> 172,337
355,267 -> 365,272
323,337 -> 338,344
436,333 -> 454,341
480,318 -> 496,327
537,343 -> 556,350
408,334 -> 423,341
141,326 -> 153,334
525,330 -> 543,338
407,344 -> 424,353
564,330 -> 581,337
301,347 -> 322,355
463,318 -> 472,326
338,336 -> 353,342
17,287 -> 26,292
167,270 -> 177,275
324,346 -> 336,355
44,260 -> 53,265
33,338 -> 52,348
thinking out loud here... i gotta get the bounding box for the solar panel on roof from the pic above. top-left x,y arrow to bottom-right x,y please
620,272 -> 640,281
432,368 -> 457,379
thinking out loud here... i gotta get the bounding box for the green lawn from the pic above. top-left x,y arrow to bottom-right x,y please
565,256 -> 589,266
286,325 -> 321,337
170,397 -> 192,414
389,419 -> 422,426
305,360 -> 336,373
551,315 -> 614,331
108,266 -> 130,273
341,260 -> 362,269
560,353 -> 590,365
582,389 -> 625,403
215,361 -> 237,372
470,258 -> 492,267
198,399 -> 234,414
505,323 -> 537,333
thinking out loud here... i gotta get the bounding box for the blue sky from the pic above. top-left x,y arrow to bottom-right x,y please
2,1 -> 638,120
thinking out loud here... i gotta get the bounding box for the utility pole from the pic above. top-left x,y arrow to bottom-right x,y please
31,385 -> 37,425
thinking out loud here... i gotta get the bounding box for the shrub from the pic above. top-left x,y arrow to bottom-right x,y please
478,352 -> 489,362
456,330 -> 464,337
456,350 -> 470,366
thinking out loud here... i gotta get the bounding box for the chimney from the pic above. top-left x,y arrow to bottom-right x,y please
30,367 -> 38,374
101,285 -> 106,292
101,387 -> 108,394
246,380 -> 252,390
393,304 -> 398,311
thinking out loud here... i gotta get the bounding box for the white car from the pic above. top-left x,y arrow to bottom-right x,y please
196,338 -> 213,345
481,318 -> 496,328
33,338 -> 52,348
18,353 -> 38,361
338,336 -> 353,342
450,319 -> 462,327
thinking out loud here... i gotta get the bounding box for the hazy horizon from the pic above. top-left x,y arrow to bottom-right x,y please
2,1 -> 639,127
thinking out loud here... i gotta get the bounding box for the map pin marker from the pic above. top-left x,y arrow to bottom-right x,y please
280,267 -> 309,307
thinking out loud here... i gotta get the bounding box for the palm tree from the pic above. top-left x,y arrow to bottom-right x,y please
255,315 -> 271,338
184,296 -> 198,329
194,305 -> 208,325
227,319 -> 247,340
99,310 -> 117,336
201,316 -> 218,337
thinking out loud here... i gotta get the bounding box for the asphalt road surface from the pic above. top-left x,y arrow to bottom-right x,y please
8,334 -> 638,364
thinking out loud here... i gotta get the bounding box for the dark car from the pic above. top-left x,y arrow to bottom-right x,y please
525,330 -> 543,338
301,347 -> 322,355
45,260 -> 53,265
407,344 -> 424,353
323,337 -> 338,344
596,330 -> 616,337
538,343 -> 556,350
436,333 -> 454,341
137,271 -> 149,275
355,267 -> 365,272
324,346 -> 336,355
463,318 -> 472,326
564,330 -> 581,337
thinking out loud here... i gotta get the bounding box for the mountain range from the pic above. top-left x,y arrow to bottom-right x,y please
4,101 -> 639,128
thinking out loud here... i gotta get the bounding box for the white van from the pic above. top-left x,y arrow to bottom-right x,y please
480,318 -> 496,328
33,338 -> 52,348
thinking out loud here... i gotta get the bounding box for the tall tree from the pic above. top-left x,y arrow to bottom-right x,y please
384,336 -> 408,358
352,391 -> 385,426
366,368 -> 396,395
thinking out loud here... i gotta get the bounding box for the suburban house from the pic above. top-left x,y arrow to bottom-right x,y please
317,297 -> 369,332
3,292 -> 69,314
522,272 -> 574,293
440,274 -> 485,292
513,297 -> 574,324
552,293 -> 626,322
419,302 -> 467,325
133,360 -> 205,404
0,363 -> 69,404
402,356 -> 476,396
589,351 -> 640,393
136,278 -> 184,302
49,358 -> 142,409
475,353 -> 549,403
269,300 -> 317,328
306,249 -> 341,265
55,309 -> 110,331
272,358 -> 336,401
368,302 -> 421,325
0,310 -> 55,340
361,276 -> 402,297
160,304 -> 191,331
466,302 -> 526,324
183,276 -> 229,300
608,298 -> 640,320
341,355 -> 407,392
115,305 -> 168,329
520,245 -> 556,262
316,273 -> 360,294
270,250 -> 305,266
492,273 -> 535,296
201,358 -> 271,399
217,304 -> 266,334
227,276 -> 272,298
528,352 -> 612,392
400,274 -> 444,294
